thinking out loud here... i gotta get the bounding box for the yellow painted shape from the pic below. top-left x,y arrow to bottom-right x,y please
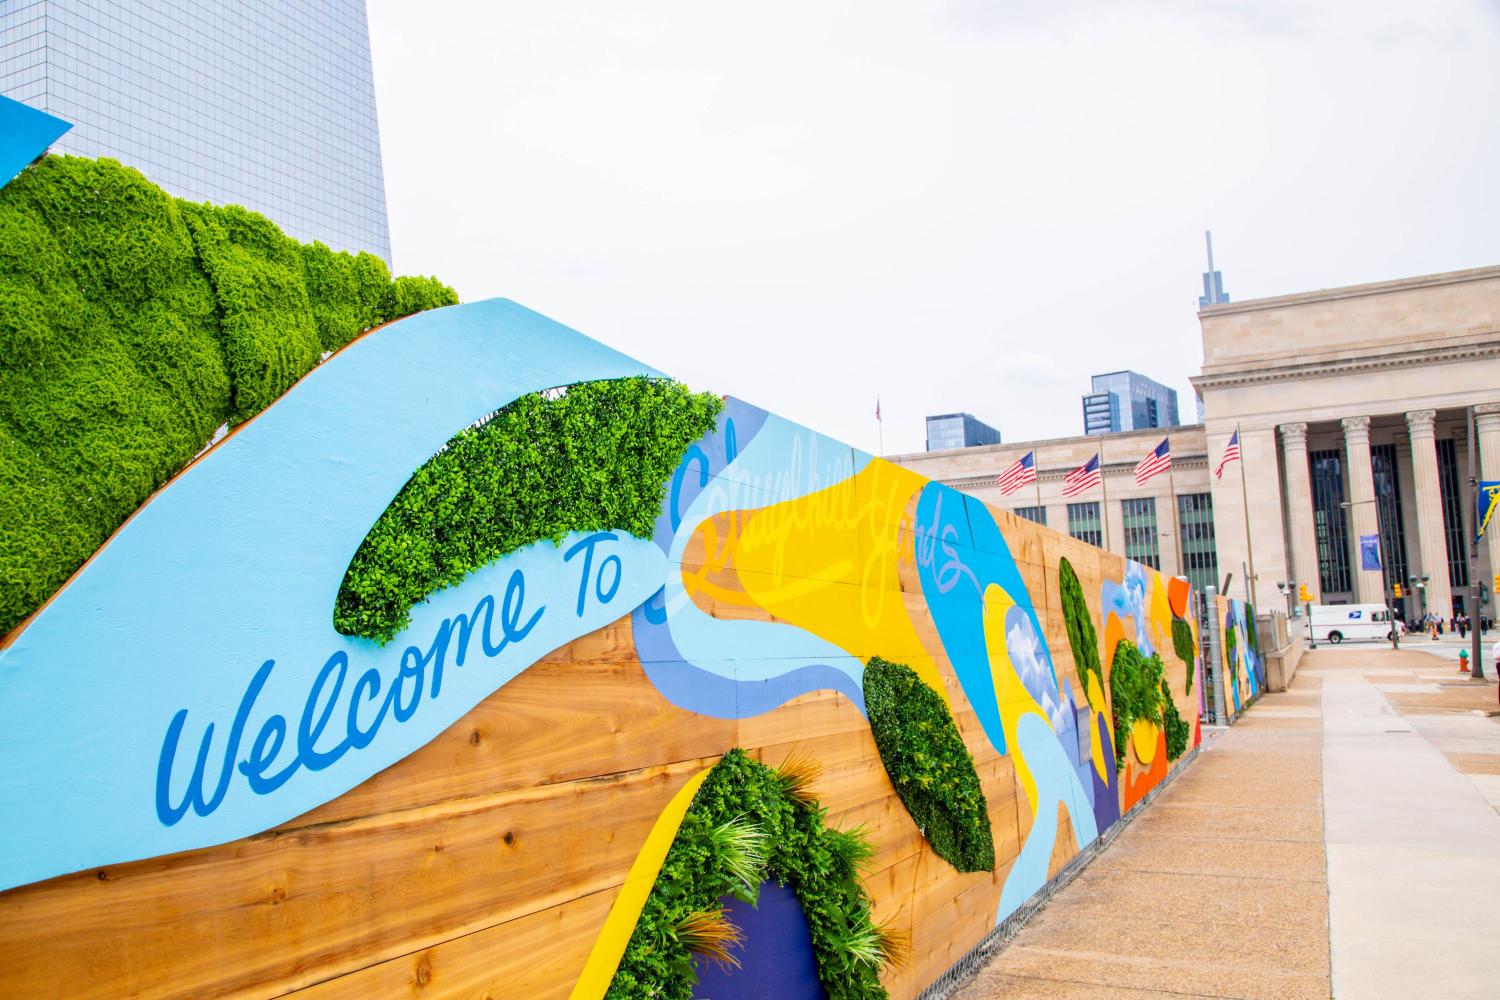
1131,719 -> 1159,765
1147,574 -> 1172,657
1084,671 -> 1111,782
570,767 -> 711,1000
982,582 -> 1052,812
711,458 -> 948,700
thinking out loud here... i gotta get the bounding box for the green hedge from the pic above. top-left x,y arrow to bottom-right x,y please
0,155 -> 458,636
1107,639 -> 1165,772
333,377 -> 722,644
1171,616 -> 1196,695
863,656 -> 994,873
1161,679 -> 1190,761
1058,557 -> 1102,696
608,749 -> 893,999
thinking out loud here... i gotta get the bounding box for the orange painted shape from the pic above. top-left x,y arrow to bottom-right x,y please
1167,576 -> 1191,619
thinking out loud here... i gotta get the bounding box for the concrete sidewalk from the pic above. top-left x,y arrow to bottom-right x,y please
951,647 -> 1500,999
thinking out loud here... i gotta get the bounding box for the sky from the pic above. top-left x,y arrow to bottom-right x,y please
367,1 -> 1500,457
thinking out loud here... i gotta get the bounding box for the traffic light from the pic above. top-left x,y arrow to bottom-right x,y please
1494,573 -> 1500,594
1393,583 -> 1403,598
1298,584 -> 1311,604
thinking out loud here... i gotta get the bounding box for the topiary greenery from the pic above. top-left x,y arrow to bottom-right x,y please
608,749 -> 900,1000
1171,616 -> 1196,695
1058,557 -> 1102,695
1225,619 -> 1239,691
0,154 -> 458,637
862,656 -> 994,873
333,377 -> 722,644
1161,679 -> 1189,761
1107,639 -> 1165,772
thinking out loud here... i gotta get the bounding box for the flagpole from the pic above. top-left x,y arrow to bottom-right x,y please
1100,438 -> 1111,554
1169,443 -> 1181,578
1236,423 -> 1257,607
877,395 -> 884,457
1034,453 -> 1043,520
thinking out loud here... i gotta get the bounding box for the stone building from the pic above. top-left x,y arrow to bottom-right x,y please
1194,264 -> 1500,619
892,263 -> 1500,622
891,424 -> 1219,596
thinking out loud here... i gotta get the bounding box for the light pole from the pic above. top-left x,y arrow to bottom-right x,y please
1342,499 -> 1400,650
1407,574 -> 1430,625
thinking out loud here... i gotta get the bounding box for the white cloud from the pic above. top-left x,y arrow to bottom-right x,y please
367,0 -> 1500,454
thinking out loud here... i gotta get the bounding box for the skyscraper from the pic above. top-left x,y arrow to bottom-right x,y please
1082,371 -> 1181,436
0,0 -> 391,261
925,412 -> 1002,451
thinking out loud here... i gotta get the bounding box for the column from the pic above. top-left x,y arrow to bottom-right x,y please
1477,403 -> 1500,604
1405,409 -> 1452,617
1280,423 -> 1320,601
1342,416 -> 1383,603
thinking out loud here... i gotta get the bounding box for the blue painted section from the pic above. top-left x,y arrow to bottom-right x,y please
0,298 -> 667,892
632,398 -> 870,718
997,713 -> 1099,921
0,95 -> 70,189
692,881 -> 826,1000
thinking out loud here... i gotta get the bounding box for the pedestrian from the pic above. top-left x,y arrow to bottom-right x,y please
1458,614 -> 1468,640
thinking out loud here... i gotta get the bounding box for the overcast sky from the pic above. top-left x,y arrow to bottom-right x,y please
367,1 -> 1500,456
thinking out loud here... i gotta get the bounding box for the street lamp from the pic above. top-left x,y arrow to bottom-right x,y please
1276,579 -> 1298,619
1341,499 -> 1400,650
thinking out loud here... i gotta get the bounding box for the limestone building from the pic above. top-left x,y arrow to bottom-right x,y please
1194,264 -> 1500,620
892,263 -> 1500,623
892,424 -> 1220,597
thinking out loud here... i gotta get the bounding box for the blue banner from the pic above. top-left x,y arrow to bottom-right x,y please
1479,481 -> 1500,543
1359,533 -> 1381,571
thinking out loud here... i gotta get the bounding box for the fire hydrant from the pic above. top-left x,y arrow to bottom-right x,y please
1459,649 -> 1470,673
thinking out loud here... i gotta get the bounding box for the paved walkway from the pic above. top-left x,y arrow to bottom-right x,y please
952,645 -> 1500,1000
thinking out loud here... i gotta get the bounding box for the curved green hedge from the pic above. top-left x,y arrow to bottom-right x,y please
0,155 -> 457,636
863,656 -> 994,873
1058,557 -> 1102,695
609,749 -> 894,999
333,377 -> 722,644
1171,616 -> 1196,695
1107,639 -> 1165,772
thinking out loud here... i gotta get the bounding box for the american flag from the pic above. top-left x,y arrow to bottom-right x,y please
1215,430 -> 1241,479
996,450 -> 1037,495
1134,438 -> 1171,485
1062,454 -> 1102,498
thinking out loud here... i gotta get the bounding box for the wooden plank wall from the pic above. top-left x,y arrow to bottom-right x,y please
0,470 -> 1201,1000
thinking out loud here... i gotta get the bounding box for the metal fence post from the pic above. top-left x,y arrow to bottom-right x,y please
1203,585 -> 1229,725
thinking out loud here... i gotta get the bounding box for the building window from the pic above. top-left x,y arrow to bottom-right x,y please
1370,444 -> 1410,603
1121,497 -> 1160,570
1310,449 -> 1353,594
1067,502 -> 1102,547
1177,492 -> 1219,595
1014,506 -> 1046,526
1436,439 -> 1470,595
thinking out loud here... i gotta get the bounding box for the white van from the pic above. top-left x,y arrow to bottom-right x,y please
1307,604 -> 1400,644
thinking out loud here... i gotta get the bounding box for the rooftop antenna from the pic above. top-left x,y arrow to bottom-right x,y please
1199,229 -> 1230,308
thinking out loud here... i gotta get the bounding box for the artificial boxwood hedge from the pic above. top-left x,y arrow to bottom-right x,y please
863,656 -> 994,873
334,377 -> 723,644
0,155 -> 457,637
1171,615 -> 1196,695
608,749 -> 895,999
1108,639 -> 1190,770
1058,557 -> 1102,696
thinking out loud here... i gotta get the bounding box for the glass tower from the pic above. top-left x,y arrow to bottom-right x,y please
925,413 -> 1002,452
0,0 -> 391,261
1082,371 -> 1181,436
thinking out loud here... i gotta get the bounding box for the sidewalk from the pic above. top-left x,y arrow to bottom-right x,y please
951,646 -> 1500,999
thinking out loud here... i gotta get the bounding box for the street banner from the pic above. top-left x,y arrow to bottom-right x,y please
1359,533 -> 1381,571
1478,480 -> 1500,543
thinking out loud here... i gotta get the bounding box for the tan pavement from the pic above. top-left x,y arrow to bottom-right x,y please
951,645 -> 1500,1000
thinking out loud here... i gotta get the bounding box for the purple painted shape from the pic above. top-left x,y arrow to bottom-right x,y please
1090,712 -> 1121,832
692,881 -> 826,1000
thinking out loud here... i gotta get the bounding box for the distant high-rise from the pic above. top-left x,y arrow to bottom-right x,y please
1082,371 -> 1180,436
925,413 -> 1001,452
1199,229 -> 1230,308
0,0 -> 392,261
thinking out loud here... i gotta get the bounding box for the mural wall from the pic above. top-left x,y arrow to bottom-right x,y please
1216,595 -> 1263,723
0,300 -> 1203,999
